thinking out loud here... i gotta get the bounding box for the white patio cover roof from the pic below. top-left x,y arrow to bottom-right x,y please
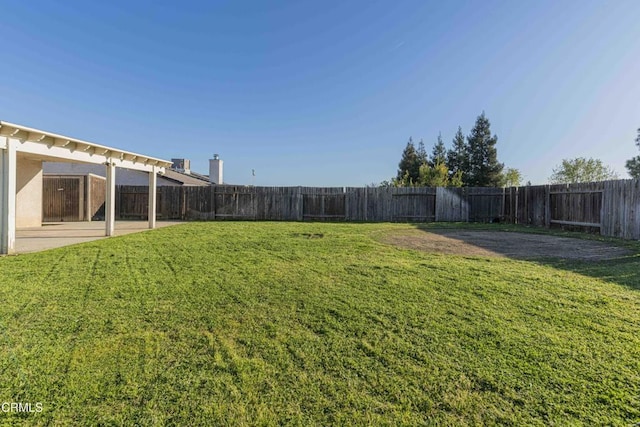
0,121 -> 172,172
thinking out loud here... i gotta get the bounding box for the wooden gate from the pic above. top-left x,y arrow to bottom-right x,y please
43,177 -> 84,221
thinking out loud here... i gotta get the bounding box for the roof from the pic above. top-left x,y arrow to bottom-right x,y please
0,120 -> 172,170
162,169 -> 211,186
186,170 -> 212,182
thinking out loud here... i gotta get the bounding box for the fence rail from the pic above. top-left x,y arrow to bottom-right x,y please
113,179 -> 640,240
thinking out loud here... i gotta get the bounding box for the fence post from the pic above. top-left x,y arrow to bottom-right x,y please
297,186 -> 303,221
434,187 -> 439,222
544,185 -> 551,228
501,187 -> 505,222
364,187 -> 368,221
343,187 -> 349,221
214,185 -> 218,221
514,187 -> 518,225
180,187 -> 186,220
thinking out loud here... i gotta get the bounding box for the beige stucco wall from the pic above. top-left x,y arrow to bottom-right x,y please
16,156 -> 43,227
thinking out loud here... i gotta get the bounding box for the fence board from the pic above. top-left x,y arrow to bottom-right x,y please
467,187 -> 504,222
435,187 -> 468,221
392,187 -> 436,222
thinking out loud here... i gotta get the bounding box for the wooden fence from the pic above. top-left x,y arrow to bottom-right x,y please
115,179 -> 640,239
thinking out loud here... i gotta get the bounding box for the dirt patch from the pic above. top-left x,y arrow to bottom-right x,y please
380,229 -> 631,261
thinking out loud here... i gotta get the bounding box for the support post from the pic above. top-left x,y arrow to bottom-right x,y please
148,166 -> 157,229
0,138 -> 17,254
105,162 -> 116,236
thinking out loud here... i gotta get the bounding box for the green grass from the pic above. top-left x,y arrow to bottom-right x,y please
1,222 -> 639,425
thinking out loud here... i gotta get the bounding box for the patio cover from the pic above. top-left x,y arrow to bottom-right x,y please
0,121 -> 172,254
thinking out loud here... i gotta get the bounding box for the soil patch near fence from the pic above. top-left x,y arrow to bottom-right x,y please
380,229 -> 631,261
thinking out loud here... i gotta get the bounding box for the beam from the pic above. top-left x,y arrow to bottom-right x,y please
0,121 -> 172,171
0,138 -> 17,254
13,139 -> 164,172
148,166 -> 157,229
105,162 -> 116,236
550,219 -> 601,228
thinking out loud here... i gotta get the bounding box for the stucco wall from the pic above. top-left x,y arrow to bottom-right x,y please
16,156 -> 43,227
43,162 -> 181,186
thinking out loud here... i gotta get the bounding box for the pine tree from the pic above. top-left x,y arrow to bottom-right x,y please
466,112 -> 504,187
431,132 -> 447,167
416,139 -> 428,166
396,137 -> 421,185
447,126 -> 467,180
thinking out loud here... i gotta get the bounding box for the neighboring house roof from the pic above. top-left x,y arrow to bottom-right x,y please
186,170 -> 212,182
162,169 -> 211,186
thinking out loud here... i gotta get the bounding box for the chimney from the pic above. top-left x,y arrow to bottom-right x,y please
209,154 -> 223,184
171,158 -> 191,174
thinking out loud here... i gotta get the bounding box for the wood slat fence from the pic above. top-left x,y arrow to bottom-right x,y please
114,179 -> 640,239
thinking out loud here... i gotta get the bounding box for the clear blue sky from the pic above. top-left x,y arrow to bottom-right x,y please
1,0 -> 639,186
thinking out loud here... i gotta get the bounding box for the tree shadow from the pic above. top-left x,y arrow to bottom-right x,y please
406,225 -> 640,291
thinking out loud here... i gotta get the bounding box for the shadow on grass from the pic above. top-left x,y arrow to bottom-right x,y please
541,255 -> 640,291
406,224 -> 640,291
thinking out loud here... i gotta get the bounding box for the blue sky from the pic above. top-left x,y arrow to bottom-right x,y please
1,0 -> 639,186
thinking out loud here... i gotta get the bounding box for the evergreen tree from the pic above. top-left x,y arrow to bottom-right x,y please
431,133 -> 447,167
447,126 -> 467,180
396,137 -> 421,184
625,128 -> 640,179
626,157 -> 640,179
466,112 -> 504,187
416,139 -> 428,166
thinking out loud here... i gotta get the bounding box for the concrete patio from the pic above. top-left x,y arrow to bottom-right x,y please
14,221 -> 184,254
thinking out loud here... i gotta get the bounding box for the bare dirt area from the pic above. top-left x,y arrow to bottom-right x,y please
380,229 -> 631,261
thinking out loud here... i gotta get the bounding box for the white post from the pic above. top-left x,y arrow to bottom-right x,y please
105,162 -> 116,236
0,137 -> 17,254
148,166 -> 157,229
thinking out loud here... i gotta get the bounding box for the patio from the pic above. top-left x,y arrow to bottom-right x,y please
14,221 -> 183,254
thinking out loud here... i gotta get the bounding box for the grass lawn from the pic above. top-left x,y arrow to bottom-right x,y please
1,222 -> 639,425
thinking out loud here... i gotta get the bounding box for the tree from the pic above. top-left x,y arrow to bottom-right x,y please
418,162 -> 463,187
465,112 -> 503,186
502,168 -> 522,187
626,157 -> 640,178
549,157 -> 618,184
376,180 -> 394,188
447,126 -> 468,181
625,128 -> 640,178
431,133 -> 447,167
416,139 -> 428,167
396,137 -> 421,184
